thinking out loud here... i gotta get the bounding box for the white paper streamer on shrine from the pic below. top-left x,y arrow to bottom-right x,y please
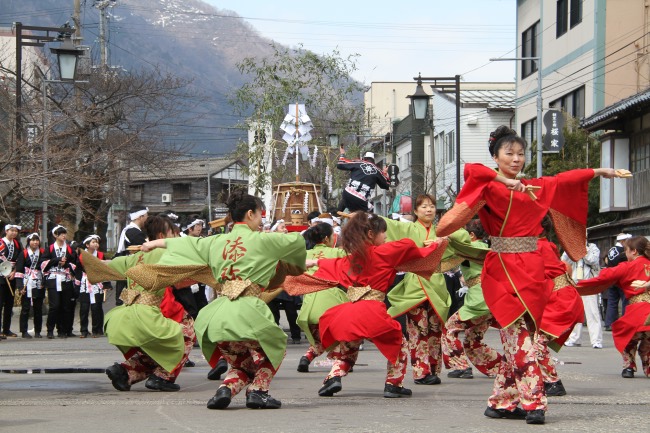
281,191 -> 291,215
280,103 -> 313,181
310,144 -> 318,167
303,191 -> 309,213
325,165 -> 333,193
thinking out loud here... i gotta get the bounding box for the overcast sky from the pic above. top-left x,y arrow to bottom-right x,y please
205,0 -> 518,84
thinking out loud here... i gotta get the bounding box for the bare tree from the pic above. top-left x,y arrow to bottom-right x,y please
0,64 -> 203,246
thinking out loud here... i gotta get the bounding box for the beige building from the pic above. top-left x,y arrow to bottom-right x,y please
516,0 -> 650,143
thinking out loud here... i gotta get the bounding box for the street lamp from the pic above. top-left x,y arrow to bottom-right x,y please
409,74 -> 430,120
407,74 -> 431,208
490,56 -> 543,177
13,22 -> 77,144
50,34 -> 83,81
34,38 -> 85,241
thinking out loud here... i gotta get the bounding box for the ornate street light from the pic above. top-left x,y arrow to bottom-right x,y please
50,34 -> 84,81
407,73 -> 431,120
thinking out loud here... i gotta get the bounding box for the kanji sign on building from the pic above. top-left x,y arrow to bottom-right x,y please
542,109 -> 565,152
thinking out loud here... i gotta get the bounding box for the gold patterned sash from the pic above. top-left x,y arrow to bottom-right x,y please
490,236 -> 538,253
552,273 -> 576,291
629,291 -> 650,305
465,275 -> 481,288
220,279 -> 262,301
436,256 -> 464,273
347,285 -> 385,302
119,288 -> 163,306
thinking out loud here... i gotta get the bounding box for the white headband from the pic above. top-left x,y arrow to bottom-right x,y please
26,232 -> 40,240
271,219 -> 285,232
4,224 -> 21,231
332,217 -> 341,225
184,219 -> 204,231
317,218 -> 333,227
83,235 -> 100,245
51,225 -> 66,235
165,212 -> 179,221
129,208 -> 149,221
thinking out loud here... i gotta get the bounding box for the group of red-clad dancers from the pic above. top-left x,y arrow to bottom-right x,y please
77,125 -> 649,426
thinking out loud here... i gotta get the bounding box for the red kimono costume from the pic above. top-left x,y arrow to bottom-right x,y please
437,163 -> 595,413
300,238 -> 446,388
577,257 -> 650,376
535,237 -> 584,385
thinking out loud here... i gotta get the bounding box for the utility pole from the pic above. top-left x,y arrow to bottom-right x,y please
95,1 -> 117,68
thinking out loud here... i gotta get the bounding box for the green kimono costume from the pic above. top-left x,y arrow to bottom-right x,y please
456,234 -> 491,321
102,249 -> 185,373
296,244 -> 348,346
126,224 -> 307,369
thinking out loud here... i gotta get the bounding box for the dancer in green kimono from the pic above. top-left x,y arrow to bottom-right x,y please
382,195 -> 483,385
136,190 -> 307,410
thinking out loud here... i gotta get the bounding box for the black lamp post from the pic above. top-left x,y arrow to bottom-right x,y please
13,22 -> 80,144
407,74 -> 431,209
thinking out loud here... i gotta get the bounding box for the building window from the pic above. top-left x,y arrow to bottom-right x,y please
406,151 -> 412,167
522,21 -> 539,79
172,183 -> 191,201
445,131 -> 456,165
521,118 -> 537,146
129,184 -> 143,202
570,0 -> 583,28
630,130 -> 650,172
557,0 -> 568,38
550,86 -> 585,119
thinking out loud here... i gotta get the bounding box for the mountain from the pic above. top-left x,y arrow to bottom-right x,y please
1,0 -> 280,155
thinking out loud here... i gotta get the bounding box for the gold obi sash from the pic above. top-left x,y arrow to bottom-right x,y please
347,285 -> 385,302
219,279 -> 263,301
490,236 -> 538,253
119,288 -> 163,306
552,273 -> 576,291
465,275 -> 481,288
629,291 -> 650,305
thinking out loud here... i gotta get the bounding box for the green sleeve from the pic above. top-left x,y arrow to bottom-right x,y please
159,235 -> 221,267
105,253 -> 141,276
382,216 -> 418,243
261,233 -> 307,271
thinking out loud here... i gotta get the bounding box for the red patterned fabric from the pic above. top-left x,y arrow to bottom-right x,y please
578,257 -> 650,353
537,238 -> 584,348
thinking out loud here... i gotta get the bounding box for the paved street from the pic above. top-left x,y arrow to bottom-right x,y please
1,308 -> 649,433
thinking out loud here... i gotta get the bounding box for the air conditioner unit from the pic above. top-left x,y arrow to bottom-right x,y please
161,193 -> 172,203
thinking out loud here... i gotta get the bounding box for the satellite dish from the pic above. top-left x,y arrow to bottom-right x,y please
0,261 -> 12,277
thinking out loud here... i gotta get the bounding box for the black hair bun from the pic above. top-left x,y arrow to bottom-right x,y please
226,189 -> 246,211
488,125 -> 518,156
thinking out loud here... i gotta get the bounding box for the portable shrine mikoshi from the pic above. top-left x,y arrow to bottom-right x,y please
271,182 -> 323,227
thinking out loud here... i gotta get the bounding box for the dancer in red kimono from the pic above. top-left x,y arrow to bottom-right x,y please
436,125 -> 622,425
577,236 -> 650,378
285,212 -> 448,399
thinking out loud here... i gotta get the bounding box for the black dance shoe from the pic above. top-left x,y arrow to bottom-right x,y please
526,409 -> 546,424
484,406 -> 527,420
105,363 -> 131,391
145,375 -> 180,392
297,356 -> 310,373
622,367 -> 635,378
21,332 -> 33,339
246,390 -> 281,409
544,380 -> 567,396
184,359 -> 196,367
207,358 -> 228,380
34,333 -> 42,338
383,384 -> 412,398
318,376 -> 342,397
414,374 -> 441,385
447,367 -> 473,379
207,387 -> 232,410
46,332 -> 54,339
